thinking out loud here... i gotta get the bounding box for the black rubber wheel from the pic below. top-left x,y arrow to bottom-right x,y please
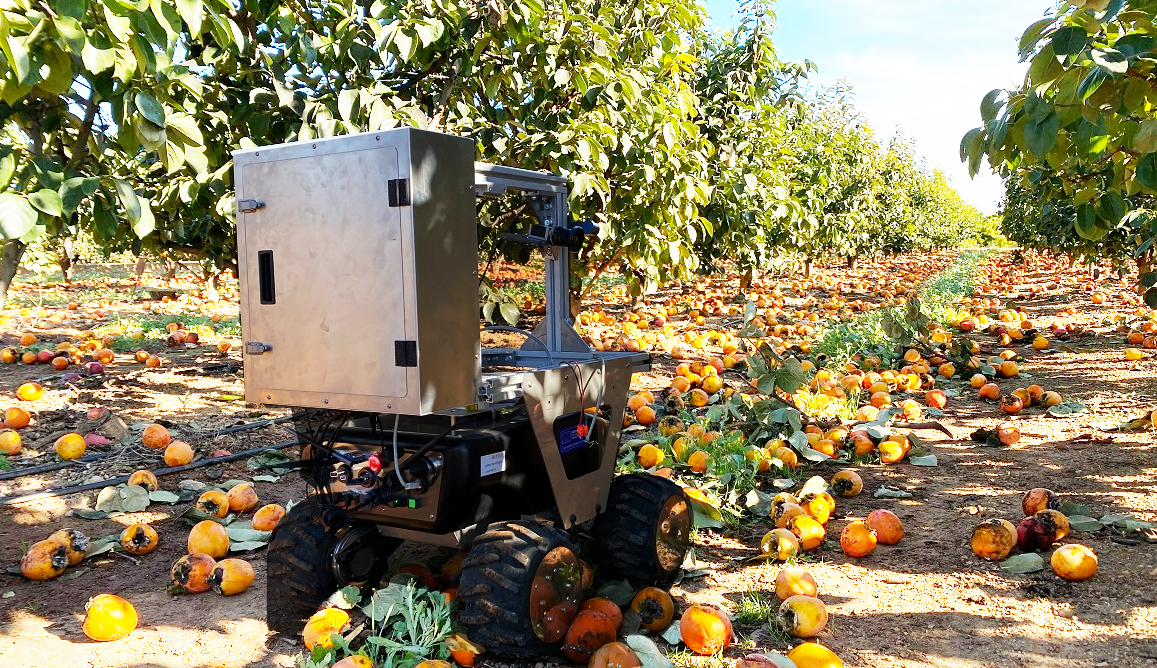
592,473 -> 692,582
458,521 -> 583,657
266,502 -> 399,635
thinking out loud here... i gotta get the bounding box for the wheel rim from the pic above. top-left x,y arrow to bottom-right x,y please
329,525 -> 381,586
529,546 -> 582,643
656,495 -> 691,574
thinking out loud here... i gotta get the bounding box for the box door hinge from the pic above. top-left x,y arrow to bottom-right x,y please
394,340 -> 417,367
387,179 -> 410,207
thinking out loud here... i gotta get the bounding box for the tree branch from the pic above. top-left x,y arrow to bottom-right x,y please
67,94 -> 99,170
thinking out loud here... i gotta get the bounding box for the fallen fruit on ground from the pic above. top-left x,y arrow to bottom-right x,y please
1022,488 -> 1059,516
141,423 -> 172,449
971,519 -> 1018,561
82,593 -> 138,642
252,503 -> 286,531
54,432 -> 86,460
588,641 -> 641,668
16,382 -> 44,401
226,482 -> 260,513
0,429 -> 20,455
680,604 -> 733,655
210,558 -> 256,595
562,609 -> 617,663
127,470 -> 159,491
774,567 -> 818,600
195,489 -> 230,518
303,607 -> 350,650
188,520 -> 230,558
579,597 -> 623,630
866,509 -> 904,544
120,523 -> 160,555
777,595 -> 828,638
1017,516 -> 1059,552
790,515 -> 826,551
840,520 -> 878,557
1051,544 -> 1098,581
630,586 -> 676,632
3,406 -> 30,429
786,642 -> 844,668
1034,509 -> 1071,541
164,440 -> 194,466
171,553 -> 217,593
760,528 -> 802,562
47,528 -> 89,566
21,539 -> 69,580
446,632 -> 485,667
830,469 -> 863,497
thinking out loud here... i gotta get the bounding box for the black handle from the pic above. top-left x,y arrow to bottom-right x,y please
258,250 -> 275,304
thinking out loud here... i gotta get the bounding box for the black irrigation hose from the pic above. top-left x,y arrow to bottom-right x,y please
0,414 -> 297,483
0,438 -> 299,506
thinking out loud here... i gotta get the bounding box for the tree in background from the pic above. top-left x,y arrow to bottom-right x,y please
0,0 -> 989,306
962,0 -> 1157,301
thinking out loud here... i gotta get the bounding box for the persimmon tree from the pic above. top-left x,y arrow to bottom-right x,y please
961,0 -> 1157,300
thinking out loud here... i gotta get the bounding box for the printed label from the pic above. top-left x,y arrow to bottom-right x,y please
480,451 -> 506,477
557,424 -> 589,454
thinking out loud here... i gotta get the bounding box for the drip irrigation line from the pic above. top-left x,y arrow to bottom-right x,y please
0,414 -> 297,483
0,439 -> 299,506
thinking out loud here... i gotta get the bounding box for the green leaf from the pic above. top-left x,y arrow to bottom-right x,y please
1051,26 -> 1087,55
498,302 -> 520,325
979,90 -> 1005,123
1024,112 -> 1060,159
1136,120 -> 1157,154
148,490 -> 181,504
1075,203 -> 1107,240
134,91 -> 166,126
27,189 -> 62,217
120,484 -> 151,512
114,179 -> 141,224
1091,48 -> 1129,74
594,579 -> 636,606
873,485 -> 913,499
908,454 -> 938,467
81,42 -> 115,74
1047,400 -> 1086,417
59,176 -> 100,215
175,0 -> 203,35
1137,153 -> 1157,190
0,193 -> 37,239
623,635 -> 673,668
999,552 -> 1045,574
1066,515 -> 1103,532
687,494 -> 724,529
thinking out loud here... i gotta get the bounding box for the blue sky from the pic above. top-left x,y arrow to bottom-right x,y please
703,0 -> 1057,214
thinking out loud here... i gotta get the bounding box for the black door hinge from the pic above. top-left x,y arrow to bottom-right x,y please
395,340 -> 417,367
388,179 -> 410,207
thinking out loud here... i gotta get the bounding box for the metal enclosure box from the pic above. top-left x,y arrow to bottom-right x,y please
234,129 -> 480,415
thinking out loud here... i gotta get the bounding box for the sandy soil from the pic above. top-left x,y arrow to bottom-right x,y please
1,253 -> 1155,668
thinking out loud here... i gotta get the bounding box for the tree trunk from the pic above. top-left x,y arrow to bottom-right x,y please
846,256 -> 858,270
0,240 -> 26,309
1137,253 -> 1154,296
58,237 -> 76,282
803,258 -> 813,278
203,265 -> 221,302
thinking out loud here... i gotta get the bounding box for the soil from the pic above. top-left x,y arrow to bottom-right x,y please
1,253 -> 1156,668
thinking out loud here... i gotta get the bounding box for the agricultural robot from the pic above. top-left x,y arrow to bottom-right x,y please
233,128 -> 692,654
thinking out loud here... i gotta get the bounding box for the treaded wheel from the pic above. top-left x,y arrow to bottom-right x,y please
458,520 -> 583,657
592,473 -> 692,582
266,502 -> 399,635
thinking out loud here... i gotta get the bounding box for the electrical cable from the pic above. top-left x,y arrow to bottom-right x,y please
483,325 -> 556,367
391,414 -> 419,490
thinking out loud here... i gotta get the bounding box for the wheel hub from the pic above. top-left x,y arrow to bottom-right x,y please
329,525 -> 382,586
655,496 -> 691,573
529,546 -> 582,643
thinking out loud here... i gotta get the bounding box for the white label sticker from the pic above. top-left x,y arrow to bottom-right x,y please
480,451 -> 506,476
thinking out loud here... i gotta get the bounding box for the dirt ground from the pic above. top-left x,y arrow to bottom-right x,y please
1,254 -> 1156,668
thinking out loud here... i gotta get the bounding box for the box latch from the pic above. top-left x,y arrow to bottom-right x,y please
394,340 -> 417,367
387,179 -> 410,207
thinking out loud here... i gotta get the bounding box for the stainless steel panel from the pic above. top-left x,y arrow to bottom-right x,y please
235,129 -> 480,415
521,355 -> 640,528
